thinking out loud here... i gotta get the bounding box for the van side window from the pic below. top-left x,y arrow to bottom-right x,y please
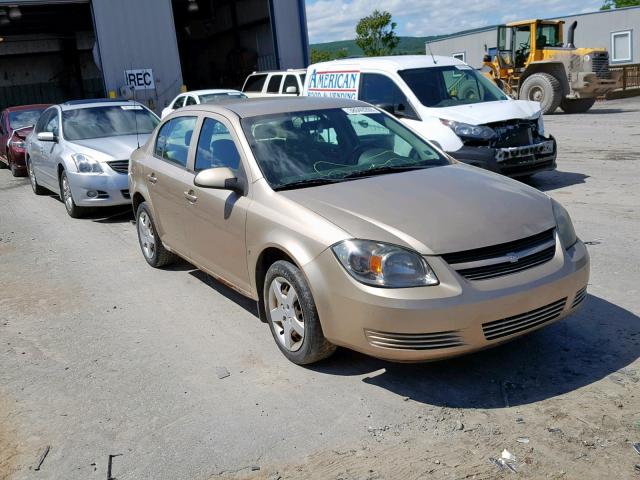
154,116 -> 197,168
244,74 -> 267,92
267,75 -> 283,93
194,118 -> 240,172
359,73 -> 417,119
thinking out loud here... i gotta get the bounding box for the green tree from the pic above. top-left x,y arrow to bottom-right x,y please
601,0 -> 640,9
334,48 -> 349,59
310,48 -> 332,63
355,10 -> 399,57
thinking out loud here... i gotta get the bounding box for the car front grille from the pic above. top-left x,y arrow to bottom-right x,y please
365,329 -> 464,350
107,160 -> 129,174
482,298 -> 567,341
572,286 -> 587,308
591,52 -> 611,79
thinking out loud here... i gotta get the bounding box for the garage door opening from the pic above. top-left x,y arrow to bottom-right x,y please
0,2 -> 104,110
171,0 -> 278,91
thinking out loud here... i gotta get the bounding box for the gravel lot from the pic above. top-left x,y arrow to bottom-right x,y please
1,97 -> 639,480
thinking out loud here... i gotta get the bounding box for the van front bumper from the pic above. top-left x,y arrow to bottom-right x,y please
304,237 -> 589,362
448,136 -> 557,177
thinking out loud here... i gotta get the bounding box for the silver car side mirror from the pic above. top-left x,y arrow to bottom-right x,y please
194,167 -> 244,194
37,132 -> 57,142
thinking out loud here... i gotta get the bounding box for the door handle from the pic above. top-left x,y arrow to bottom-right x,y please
184,190 -> 197,203
147,173 -> 157,184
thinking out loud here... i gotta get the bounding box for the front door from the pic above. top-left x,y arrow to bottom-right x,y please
183,115 -> 251,293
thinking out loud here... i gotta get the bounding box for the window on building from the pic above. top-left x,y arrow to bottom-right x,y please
611,30 -> 632,63
452,52 -> 466,62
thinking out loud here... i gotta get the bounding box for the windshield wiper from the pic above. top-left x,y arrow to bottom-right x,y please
341,164 -> 429,180
273,177 -> 342,191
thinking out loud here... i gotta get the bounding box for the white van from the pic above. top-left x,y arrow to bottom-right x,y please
303,56 -> 556,178
242,69 -> 307,98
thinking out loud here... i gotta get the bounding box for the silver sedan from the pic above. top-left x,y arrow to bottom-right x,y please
26,99 -> 159,217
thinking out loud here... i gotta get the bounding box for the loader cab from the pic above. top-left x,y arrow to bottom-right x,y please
497,20 -> 564,70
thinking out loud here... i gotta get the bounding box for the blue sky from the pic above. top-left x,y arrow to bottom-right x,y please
305,0 -> 605,43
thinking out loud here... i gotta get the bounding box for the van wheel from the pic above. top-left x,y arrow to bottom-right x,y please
560,98 -> 596,114
264,260 -> 336,365
136,201 -> 175,267
60,170 -> 85,218
27,158 -> 46,195
520,73 -> 562,114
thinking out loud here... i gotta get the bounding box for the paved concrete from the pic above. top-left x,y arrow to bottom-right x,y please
1,97 -> 639,480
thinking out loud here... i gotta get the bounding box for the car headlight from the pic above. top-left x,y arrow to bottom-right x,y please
552,199 -> 577,249
10,139 -> 25,148
440,119 -> 495,141
71,153 -> 103,173
332,240 -> 439,288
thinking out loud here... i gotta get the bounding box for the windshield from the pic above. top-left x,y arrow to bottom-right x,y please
399,66 -> 509,108
200,92 -> 247,103
62,105 -> 160,141
9,109 -> 46,130
241,107 -> 449,191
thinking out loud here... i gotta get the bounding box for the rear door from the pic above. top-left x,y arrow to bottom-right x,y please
144,115 -> 199,255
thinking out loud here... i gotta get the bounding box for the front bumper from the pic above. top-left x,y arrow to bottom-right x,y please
449,136 -> 557,177
304,238 -> 589,362
67,169 -> 131,207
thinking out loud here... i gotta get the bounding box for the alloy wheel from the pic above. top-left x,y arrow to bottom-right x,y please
138,211 -> 156,260
268,276 -> 305,351
61,174 -> 74,212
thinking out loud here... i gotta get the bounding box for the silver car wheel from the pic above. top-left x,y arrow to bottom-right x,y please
61,175 -> 74,212
138,211 -> 156,259
268,276 -> 305,351
28,161 -> 36,187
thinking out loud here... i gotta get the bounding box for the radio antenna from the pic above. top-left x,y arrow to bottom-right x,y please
130,62 -> 141,149
426,42 -> 437,64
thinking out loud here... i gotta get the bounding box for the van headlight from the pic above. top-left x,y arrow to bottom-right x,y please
71,153 -> 103,173
332,240 -> 439,288
440,119 -> 495,140
552,199 -> 577,249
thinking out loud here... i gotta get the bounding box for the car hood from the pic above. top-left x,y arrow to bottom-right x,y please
279,164 -> 555,255
69,134 -> 151,161
429,100 -> 541,125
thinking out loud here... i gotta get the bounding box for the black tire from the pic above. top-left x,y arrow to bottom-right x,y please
560,98 -> 596,114
27,157 -> 47,195
0,157 -> 7,169
9,156 -> 25,177
135,201 -> 175,268
520,73 -> 562,114
59,170 -> 85,218
263,260 -> 336,365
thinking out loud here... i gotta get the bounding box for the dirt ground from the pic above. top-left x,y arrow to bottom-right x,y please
1,97 -> 639,480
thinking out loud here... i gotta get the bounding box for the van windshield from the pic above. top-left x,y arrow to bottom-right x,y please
399,66 -> 508,108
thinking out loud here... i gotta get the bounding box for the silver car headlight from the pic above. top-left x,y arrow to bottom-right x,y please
552,199 -> 577,249
71,153 -> 103,173
332,240 -> 439,288
440,119 -> 495,141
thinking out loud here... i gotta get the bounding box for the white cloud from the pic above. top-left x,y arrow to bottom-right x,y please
305,0 -> 603,43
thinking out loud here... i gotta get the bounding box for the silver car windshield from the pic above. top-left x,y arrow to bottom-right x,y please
241,107 -> 449,191
399,66 -> 509,108
62,106 -> 160,141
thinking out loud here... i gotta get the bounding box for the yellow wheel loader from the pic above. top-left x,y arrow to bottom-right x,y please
484,19 -> 622,114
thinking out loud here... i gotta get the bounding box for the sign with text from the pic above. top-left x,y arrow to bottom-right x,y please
306,69 -> 360,99
124,69 -> 155,90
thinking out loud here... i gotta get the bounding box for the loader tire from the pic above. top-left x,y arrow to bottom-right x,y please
560,98 -> 596,114
520,73 -> 562,114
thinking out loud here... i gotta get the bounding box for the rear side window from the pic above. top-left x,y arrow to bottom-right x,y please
243,74 -> 267,92
185,96 -> 197,106
282,75 -> 299,94
154,116 -> 197,168
172,96 -> 185,109
267,75 -> 283,93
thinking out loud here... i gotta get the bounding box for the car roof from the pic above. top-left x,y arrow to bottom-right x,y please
248,69 -> 306,75
3,104 -> 52,113
181,89 -> 244,96
177,97 -> 372,119
308,55 -> 464,71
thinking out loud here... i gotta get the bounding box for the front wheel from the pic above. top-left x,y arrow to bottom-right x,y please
27,158 -> 47,195
264,260 -> 335,365
60,170 -> 85,218
560,98 -> 596,114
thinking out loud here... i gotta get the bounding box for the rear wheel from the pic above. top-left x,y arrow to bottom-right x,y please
560,98 -> 596,114
520,73 -> 562,114
136,201 -> 175,268
27,158 -> 46,195
60,170 -> 85,218
264,260 -> 336,365
9,155 -> 25,177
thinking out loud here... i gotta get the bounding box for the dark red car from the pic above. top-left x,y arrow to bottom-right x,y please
0,104 -> 51,177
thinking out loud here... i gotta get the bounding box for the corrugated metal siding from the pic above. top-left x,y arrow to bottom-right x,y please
91,0 -> 183,113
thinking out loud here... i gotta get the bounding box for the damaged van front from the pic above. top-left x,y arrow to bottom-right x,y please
304,56 -> 556,178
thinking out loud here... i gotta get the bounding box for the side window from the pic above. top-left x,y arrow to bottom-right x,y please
35,110 -> 52,133
243,74 -> 267,92
194,118 -> 240,172
185,96 -> 197,106
360,73 -> 417,118
172,96 -> 185,109
154,116 -> 197,168
44,111 -> 59,136
267,75 -> 283,93
282,75 -> 299,94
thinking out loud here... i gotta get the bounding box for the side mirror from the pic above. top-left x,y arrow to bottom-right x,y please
285,86 -> 298,94
37,132 -> 57,142
194,167 -> 245,194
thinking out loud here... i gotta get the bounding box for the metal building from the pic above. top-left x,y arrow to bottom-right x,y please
427,6 -> 640,69
0,0 -> 309,112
